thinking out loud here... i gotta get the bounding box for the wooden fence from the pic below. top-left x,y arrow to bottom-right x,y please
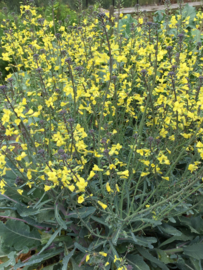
84,0 -> 198,8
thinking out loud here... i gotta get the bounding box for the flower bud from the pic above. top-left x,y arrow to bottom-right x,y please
141,69 -> 147,76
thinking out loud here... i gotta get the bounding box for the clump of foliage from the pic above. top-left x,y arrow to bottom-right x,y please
1,0 -> 203,269
37,0 -> 78,26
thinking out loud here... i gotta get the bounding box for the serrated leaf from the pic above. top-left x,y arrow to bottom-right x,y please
138,247 -> 169,270
158,223 -> 182,236
62,249 -> 75,270
183,243 -> 203,260
68,207 -> 96,219
131,232 -> 157,249
127,254 -> 150,270
0,220 -> 41,253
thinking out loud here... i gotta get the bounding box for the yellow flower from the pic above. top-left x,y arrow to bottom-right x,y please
114,255 -> 122,263
26,182 -> 34,188
44,185 -> 52,192
86,254 -> 90,262
92,164 -> 103,171
162,176 -> 169,181
116,184 -> 120,192
169,135 -> 175,141
0,180 -> 6,189
97,201 -> 107,209
78,195 -> 85,204
138,17 -> 143,24
68,185 -> 75,192
106,182 -> 113,193
141,172 -> 150,177
188,164 -> 198,173
117,170 -> 129,177
17,189 -> 23,195
99,252 -> 107,257
76,178 -> 88,192
87,170 -> 95,180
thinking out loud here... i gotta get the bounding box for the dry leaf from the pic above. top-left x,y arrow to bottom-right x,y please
16,250 -> 31,264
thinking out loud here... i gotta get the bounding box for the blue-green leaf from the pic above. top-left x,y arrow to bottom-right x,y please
62,249 -> 75,270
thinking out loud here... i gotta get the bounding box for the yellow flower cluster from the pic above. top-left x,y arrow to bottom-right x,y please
0,4 -> 203,223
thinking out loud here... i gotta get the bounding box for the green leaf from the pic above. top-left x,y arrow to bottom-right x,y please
88,240 -> 107,252
70,258 -> 93,270
176,257 -> 191,270
69,207 -> 96,219
62,249 -> 75,270
182,4 -> 196,27
91,215 -> 110,228
39,227 -> 62,255
37,209 -> 55,223
118,14 -> 137,38
55,204 -> 67,229
33,192 -> 49,209
127,254 -> 150,270
191,29 -> 201,43
16,204 -> 40,217
0,220 -> 41,253
159,233 -> 194,248
178,215 -> 203,234
131,232 -> 157,249
41,263 -> 62,270
156,249 -> 174,264
22,216 -> 55,229
0,251 -> 16,270
14,248 -> 64,269
131,217 -> 162,227
74,242 -> 87,253
109,241 -> 120,267
183,243 -> 203,260
158,223 -> 182,236
138,247 -> 169,270
189,257 -> 202,270
112,225 -> 122,246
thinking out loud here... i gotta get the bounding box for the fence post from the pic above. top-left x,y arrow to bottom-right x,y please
109,5 -> 115,30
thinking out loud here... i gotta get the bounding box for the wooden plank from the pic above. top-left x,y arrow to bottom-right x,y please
115,1 -> 202,13
99,1 -> 202,15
